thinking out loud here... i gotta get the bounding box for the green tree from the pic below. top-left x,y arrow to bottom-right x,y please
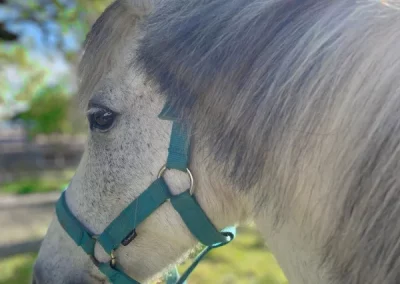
0,0 -> 112,50
13,85 -> 72,137
0,0 -> 113,100
0,0 -> 112,130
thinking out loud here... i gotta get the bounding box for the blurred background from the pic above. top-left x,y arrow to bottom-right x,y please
0,0 -> 287,283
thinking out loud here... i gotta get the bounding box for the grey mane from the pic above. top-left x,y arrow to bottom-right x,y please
137,0 -> 400,186
137,0 -> 400,283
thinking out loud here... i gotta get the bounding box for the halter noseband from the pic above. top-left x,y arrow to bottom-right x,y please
55,103 -> 236,284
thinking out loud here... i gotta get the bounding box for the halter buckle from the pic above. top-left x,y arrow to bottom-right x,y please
157,165 -> 195,195
89,235 -> 117,268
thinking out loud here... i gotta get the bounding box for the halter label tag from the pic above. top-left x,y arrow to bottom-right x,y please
121,229 -> 137,246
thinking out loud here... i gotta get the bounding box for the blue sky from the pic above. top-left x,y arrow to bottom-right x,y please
0,2 -> 82,103
0,0 -> 82,51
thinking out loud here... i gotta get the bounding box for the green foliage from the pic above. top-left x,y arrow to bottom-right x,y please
1,178 -> 65,194
0,170 -> 74,194
13,71 -> 47,102
177,226 -> 288,284
0,253 -> 36,284
13,85 -> 71,137
0,45 -> 29,66
0,0 -> 113,55
0,0 -> 113,108
0,46 -> 41,105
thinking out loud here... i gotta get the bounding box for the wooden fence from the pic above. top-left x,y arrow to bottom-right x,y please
0,239 -> 43,258
0,130 -> 85,184
0,192 -> 60,259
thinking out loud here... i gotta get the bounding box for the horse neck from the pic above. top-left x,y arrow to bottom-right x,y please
255,207 -> 333,284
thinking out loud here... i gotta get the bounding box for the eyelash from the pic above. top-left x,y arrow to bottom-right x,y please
87,107 -> 117,132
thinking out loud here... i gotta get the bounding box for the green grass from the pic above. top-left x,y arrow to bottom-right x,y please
0,170 -> 74,194
177,226 -> 287,284
0,253 -> 36,284
0,226 -> 287,284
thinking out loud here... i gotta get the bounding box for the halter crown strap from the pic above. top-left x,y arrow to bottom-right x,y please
56,102 -> 236,284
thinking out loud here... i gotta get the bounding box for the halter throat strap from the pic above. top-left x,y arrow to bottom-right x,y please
55,103 -> 236,284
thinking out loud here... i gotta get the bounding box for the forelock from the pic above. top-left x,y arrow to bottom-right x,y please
78,0 -> 154,107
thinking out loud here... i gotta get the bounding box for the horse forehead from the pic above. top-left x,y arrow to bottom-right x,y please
79,35 -> 140,108
88,68 -> 155,113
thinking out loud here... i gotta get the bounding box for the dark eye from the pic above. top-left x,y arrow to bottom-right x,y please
88,108 -> 116,132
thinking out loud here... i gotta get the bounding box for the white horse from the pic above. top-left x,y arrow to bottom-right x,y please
34,0 -> 400,283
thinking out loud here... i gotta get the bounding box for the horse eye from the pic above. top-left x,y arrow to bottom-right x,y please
88,108 -> 116,132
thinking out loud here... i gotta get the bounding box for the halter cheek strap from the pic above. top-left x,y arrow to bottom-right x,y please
55,103 -> 236,284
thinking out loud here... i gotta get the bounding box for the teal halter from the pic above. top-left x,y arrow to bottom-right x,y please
55,103 -> 236,284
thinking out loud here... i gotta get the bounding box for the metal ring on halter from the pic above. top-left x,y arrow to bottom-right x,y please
90,235 -> 117,268
157,165 -> 195,195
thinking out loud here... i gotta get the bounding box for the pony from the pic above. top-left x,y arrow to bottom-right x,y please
33,0 -> 400,283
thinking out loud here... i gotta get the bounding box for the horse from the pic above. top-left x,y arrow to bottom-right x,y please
33,0 -> 400,283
